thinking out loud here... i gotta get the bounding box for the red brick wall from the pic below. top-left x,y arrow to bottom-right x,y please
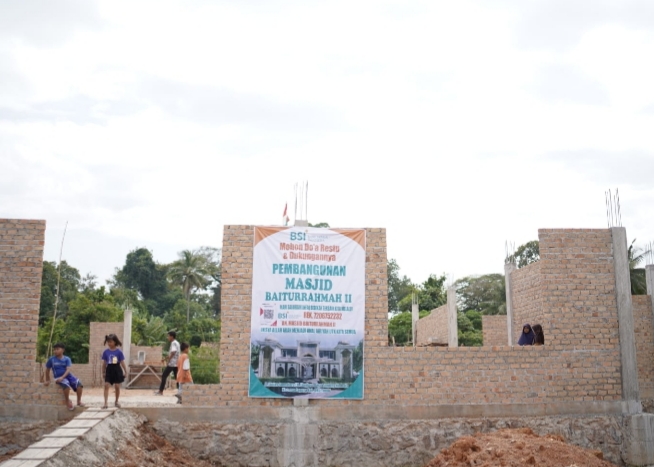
482,315 -> 506,347
416,305 -> 448,346
185,226 -> 625,407
633,295 -> 654,398
0,219 -> 60,406
511,261 -> 543,343
539,229 -> 619,351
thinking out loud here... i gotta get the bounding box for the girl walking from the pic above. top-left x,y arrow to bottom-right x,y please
175,342 -> 193,404
102,334 -> 127,409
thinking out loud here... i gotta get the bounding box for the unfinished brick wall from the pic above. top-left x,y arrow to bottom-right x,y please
130,345 -> 163,365
416,305 -> 448,345
0,219 -> 60,406
186,226 -> 627,407
511,261 -> 543,343
482,315 -> 506,347
633,295 -> 654,399
539,229 -> 619,351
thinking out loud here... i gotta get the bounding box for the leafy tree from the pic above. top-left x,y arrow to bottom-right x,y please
387,259 -> 414,315
457,312 -> 483,347
39,261 -> 81,324
37,317 -> 65,361
509,240 -> 540,268
134,316 -> 167,346
45,288 -> 123,363
168,250 -> 213,322
629,239 -> 651,295
388,310 -> 430,346
397,274 -> 447,313
465,310 -> 482,330
455,274 -> 506,316
113,248 -> 169,315
196,246 -> 222,318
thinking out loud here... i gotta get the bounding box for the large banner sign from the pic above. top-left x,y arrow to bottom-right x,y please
249,226 -> 366,399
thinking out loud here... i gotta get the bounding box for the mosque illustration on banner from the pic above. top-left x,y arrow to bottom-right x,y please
253,337 -> 358,381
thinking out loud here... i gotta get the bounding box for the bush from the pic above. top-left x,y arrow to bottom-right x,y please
189,345 -> 220,384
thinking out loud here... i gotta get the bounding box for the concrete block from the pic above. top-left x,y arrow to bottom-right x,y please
61,419 -> 102,428
75,410 -> 112,419
14,448 -> 59,460
0,461 -> 44,467
30,437 -> 77,449
43,428 -> 89,438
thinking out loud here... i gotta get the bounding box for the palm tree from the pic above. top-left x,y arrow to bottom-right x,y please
168,250 -> 212,322
628,239 -> 651,295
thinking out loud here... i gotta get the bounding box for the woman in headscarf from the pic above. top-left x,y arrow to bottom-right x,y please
518,324 -> 535,346
532,324 -> 544,346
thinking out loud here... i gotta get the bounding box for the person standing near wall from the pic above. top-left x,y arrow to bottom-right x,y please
518,324 -> 535,346
532,324 -> 544,345
155,331 -> 180,395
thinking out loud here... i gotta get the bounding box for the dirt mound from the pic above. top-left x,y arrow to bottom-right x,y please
425,428 -> 618,467
114,421 -> 215,467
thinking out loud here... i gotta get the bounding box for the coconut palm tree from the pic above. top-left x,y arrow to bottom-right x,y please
168,250 -> 212,322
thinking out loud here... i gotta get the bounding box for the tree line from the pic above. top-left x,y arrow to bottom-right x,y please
38,236 -> 650,366
38,247 -> 222,383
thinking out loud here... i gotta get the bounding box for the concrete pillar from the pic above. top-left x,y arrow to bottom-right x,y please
447,286 -> 457,348
648,266 -> 654,332
504,263 -> 516,346
611,227 -> 640,408
411,301 -> 419,347
646,264 -> 654,296
123,306 -> 133,384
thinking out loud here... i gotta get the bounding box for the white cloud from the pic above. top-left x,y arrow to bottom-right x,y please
1,0 -> 653,286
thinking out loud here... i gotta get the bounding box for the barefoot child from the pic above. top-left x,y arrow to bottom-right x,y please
175,342 -> 193,404
101,334 -> 127,409
45,343 -> 84,410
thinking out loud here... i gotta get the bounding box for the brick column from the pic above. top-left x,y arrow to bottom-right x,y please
504,262 -> 516,346
0,219 -> 61,407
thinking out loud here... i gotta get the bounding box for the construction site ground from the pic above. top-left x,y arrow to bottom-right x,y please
2,407 -> 625,467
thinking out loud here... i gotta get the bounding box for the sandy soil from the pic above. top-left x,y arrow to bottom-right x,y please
424,427 -> 619,467
0,420 -> 65,463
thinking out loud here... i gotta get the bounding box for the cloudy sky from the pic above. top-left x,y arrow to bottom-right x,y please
1,0 -> 653,285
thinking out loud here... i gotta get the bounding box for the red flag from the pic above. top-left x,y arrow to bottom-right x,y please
282,203 -> 289,226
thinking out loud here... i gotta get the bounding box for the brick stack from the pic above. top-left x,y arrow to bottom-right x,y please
416,305 -> 448,346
